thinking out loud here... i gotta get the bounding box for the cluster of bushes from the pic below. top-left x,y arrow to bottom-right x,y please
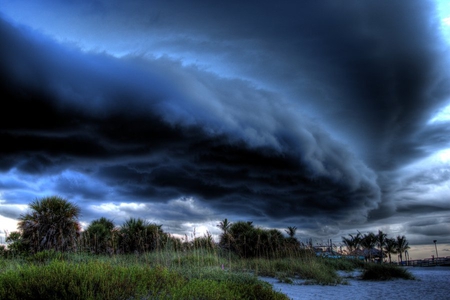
219,220 -> 304,258
80,217 -> 183,255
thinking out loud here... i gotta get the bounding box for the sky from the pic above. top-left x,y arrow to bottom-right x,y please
1,0 -> 450,259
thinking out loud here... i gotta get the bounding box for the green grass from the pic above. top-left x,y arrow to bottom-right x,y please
232,256 -> 344,285
0,252 -> 288,300
318,256 -> 366,271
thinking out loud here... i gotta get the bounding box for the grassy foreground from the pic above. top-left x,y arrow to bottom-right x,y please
0,250 -> 414,299
0,260 -> 288,300
0,253 -> 288,300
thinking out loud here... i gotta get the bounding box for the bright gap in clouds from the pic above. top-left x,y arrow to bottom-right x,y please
429,104 -> 450,123
428,1 -> 450,124
436,148 -> 450,163
436,0 -> 450,43
0,199 -> 28,244
0,216 -> 18,244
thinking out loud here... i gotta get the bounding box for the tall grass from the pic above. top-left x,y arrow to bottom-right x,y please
318,256 -> 366,271
230,256 -> 343,285
0,254 -> 288,300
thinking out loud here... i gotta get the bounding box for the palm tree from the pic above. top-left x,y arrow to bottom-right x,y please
18,196 -> 81,253
376,230 -> 387,263
284,226 -> 300,248
341,232 -> 361,254
218,218 -> 233,249
227,221 -> 255,258
396,235 -> 410,264
118,218 -> 165,253
217,219 -> 232,235
384,238 -> 397,264
84,217 -> 115,254
361,232 -> 377,262
285,226 -> 297,238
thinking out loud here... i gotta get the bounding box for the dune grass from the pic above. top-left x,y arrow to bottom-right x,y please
318,256 -> 414,281
0,248 -> 415,299
0,253 -> 288,300
318,256 -> 366,271
231,256 -> 345,285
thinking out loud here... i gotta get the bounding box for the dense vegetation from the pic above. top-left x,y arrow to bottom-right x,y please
0,196 -> 414,299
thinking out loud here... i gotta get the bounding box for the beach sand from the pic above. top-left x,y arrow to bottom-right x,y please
260,267 -> 450,300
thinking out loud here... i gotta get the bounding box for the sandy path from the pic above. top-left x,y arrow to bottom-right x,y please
260,267 -> 450,300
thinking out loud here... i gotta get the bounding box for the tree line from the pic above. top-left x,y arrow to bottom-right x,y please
341,230 -> 410,264
2,196 -> 410,264
2,196 -> 304,258
4,197 -> 183,256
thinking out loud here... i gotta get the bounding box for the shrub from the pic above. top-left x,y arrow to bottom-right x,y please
361,263 -> 415,280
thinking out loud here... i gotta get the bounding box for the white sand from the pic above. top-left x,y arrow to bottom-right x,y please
260,267 -> 450,300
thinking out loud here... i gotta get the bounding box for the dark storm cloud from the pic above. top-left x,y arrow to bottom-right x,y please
2,0 -> 449,167
2,0 -> 450,246
398,204 -> 450,214
28,0 -> 450,171
407,217 -> 450,238
368,162 -> 450,223
0,14 -> 380,226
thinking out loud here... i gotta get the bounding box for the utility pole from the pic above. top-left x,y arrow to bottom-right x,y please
433,240 -> 439,259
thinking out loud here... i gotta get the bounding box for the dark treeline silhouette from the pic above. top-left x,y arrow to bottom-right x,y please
2,196 -> 182,256
2,196 -> 306,258
2,196 -> 410,264
341,230 -> 410,264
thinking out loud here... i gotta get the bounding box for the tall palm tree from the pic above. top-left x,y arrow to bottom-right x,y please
361,232 -> 377,262
18,196 -> 81,253
384,238 -> 397,264
284,226 -> 300,248
218,218 -> 233,249
376,230 -> 387,263
396,235 -> 410,264
217,218 -> 232,235
342,232 -> 361,254
285,226 -> 297,238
